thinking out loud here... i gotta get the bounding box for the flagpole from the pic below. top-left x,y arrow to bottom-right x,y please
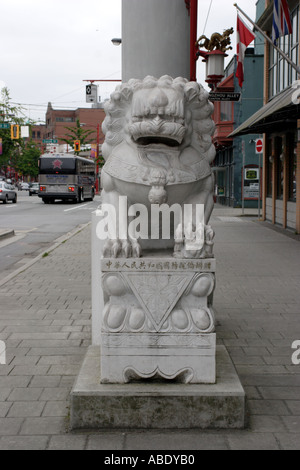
234,3 -> 300,77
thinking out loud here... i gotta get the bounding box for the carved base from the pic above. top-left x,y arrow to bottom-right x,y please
101,333 -> 216,384
100,256 -> 217,384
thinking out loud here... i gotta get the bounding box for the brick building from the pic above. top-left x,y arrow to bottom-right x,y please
44,103 -> 106,152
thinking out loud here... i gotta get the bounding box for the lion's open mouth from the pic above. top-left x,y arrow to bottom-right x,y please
129,118 -> 185,147
135,136 -> 180,147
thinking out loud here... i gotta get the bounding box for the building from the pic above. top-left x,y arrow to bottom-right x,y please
231,0 -> 300,233
44,103 -> 106,154
31,124 -> 46,149
212,44 -> 264,207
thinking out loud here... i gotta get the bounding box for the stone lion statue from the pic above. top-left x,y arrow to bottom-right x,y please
101,75 -> 216,258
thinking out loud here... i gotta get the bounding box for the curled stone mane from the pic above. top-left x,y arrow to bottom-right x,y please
102,75 -> 215,164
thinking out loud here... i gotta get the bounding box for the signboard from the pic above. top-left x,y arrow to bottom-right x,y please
209,92 -> 241,102
0,123 -> 10,129
255,138 -> 263,154
43,139 -> 58,144
21,126 -> 29,138
86,84 -> 98,103
243,166 -> 260,200
245,168 -> 259,180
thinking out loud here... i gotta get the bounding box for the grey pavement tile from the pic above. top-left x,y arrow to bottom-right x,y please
42,401 -> 69,417
29,375 -> 62,388
236,365 -> 288,376
38,355 -> 84,365
275,433 -> 300,450
48,434 -> 87,450
227,432 -> 280,450
249,415 -> 287,433
281,416 -> 300,433
10,365 -> 50,376
20,416 -> 66,435
124,431 -> 229,450
47,365 -> 82,376
7,401 -> 46,418
0,418 -> 24,436
285,401 -> 300,414
86,432 -> 126,451
248,399 -> 291,416
258,387 -> 300,400
0,402 -> 12,417
0,388 -> 11,401
39,388 -> 70,401
0,435 -> 49,450
8,388 -> 44,402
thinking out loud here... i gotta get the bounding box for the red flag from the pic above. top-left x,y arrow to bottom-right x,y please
236,14 -> 256,88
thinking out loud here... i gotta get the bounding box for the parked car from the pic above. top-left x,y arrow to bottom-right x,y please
29,182 -> 39,196
19,182 -> 30,191
0,182 -> 17,203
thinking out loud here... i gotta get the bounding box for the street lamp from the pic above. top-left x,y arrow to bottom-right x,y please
111,38 -> 122,46
195,28 -> 234,90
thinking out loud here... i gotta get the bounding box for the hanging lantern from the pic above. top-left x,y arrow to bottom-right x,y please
205,50 -> 227,88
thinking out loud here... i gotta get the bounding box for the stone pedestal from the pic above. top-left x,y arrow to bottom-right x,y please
100,256 -> 216,384
70,345 -> 245,430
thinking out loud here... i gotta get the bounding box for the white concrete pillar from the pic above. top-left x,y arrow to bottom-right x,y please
122,0 -> 190,81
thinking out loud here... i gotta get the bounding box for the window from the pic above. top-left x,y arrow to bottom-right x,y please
220,101 -> 232,121
269,6 -> 299,98
266,139 -> 273,197
55,117 -> 75,123
277,137 -> 284,200
289,133 -> 297,201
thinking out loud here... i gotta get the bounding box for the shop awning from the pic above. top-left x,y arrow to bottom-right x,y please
229,86 -> 299,137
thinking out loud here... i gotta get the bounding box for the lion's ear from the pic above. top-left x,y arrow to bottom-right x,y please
184,82 -> 200,103
120,85 -> 133,102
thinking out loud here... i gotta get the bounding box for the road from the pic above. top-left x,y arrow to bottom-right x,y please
0,191 -> 101,282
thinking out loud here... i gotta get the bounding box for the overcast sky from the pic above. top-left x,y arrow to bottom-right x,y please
0,0 -> 257,123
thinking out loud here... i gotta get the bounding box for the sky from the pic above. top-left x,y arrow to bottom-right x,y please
0,0 -> 257,123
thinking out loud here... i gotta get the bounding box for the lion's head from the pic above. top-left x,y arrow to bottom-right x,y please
102,75 -> 215,165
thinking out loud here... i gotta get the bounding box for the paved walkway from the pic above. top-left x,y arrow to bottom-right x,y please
0,206 -> 299,450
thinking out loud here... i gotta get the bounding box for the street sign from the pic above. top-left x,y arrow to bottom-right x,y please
43,139 -> 58,144
209,92 -> 241,102
255,138 -> 263,154
0,123 -> 10,129
86,84 -> 98,103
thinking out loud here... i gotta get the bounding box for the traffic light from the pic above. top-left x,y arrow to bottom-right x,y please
11,125 -> 20,140
74,140 -> 81,152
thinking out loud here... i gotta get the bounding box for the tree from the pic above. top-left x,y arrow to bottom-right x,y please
61,119 -> 94,155
17,140 -> 41,179
0,87 -> 36,179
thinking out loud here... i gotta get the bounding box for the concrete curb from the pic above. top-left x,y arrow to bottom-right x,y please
0,222 -> 91,288
0,230 -> 15,241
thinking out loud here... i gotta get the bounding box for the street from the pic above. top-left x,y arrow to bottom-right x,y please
0,191 -> 101,282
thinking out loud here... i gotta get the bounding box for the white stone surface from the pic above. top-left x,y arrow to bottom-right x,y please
122,0 -> 190,81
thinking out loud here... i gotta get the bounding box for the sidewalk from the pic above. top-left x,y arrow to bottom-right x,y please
0,207 -> 299,450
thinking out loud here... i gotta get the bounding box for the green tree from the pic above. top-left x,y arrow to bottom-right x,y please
17,140 -> 41,179
0,87 -> 36,178
61,119 -> 94,155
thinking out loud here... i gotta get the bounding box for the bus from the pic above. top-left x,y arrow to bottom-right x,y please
38,153 -> 96,204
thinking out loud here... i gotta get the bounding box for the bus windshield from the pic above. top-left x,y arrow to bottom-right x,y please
39,156 -> 76,175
